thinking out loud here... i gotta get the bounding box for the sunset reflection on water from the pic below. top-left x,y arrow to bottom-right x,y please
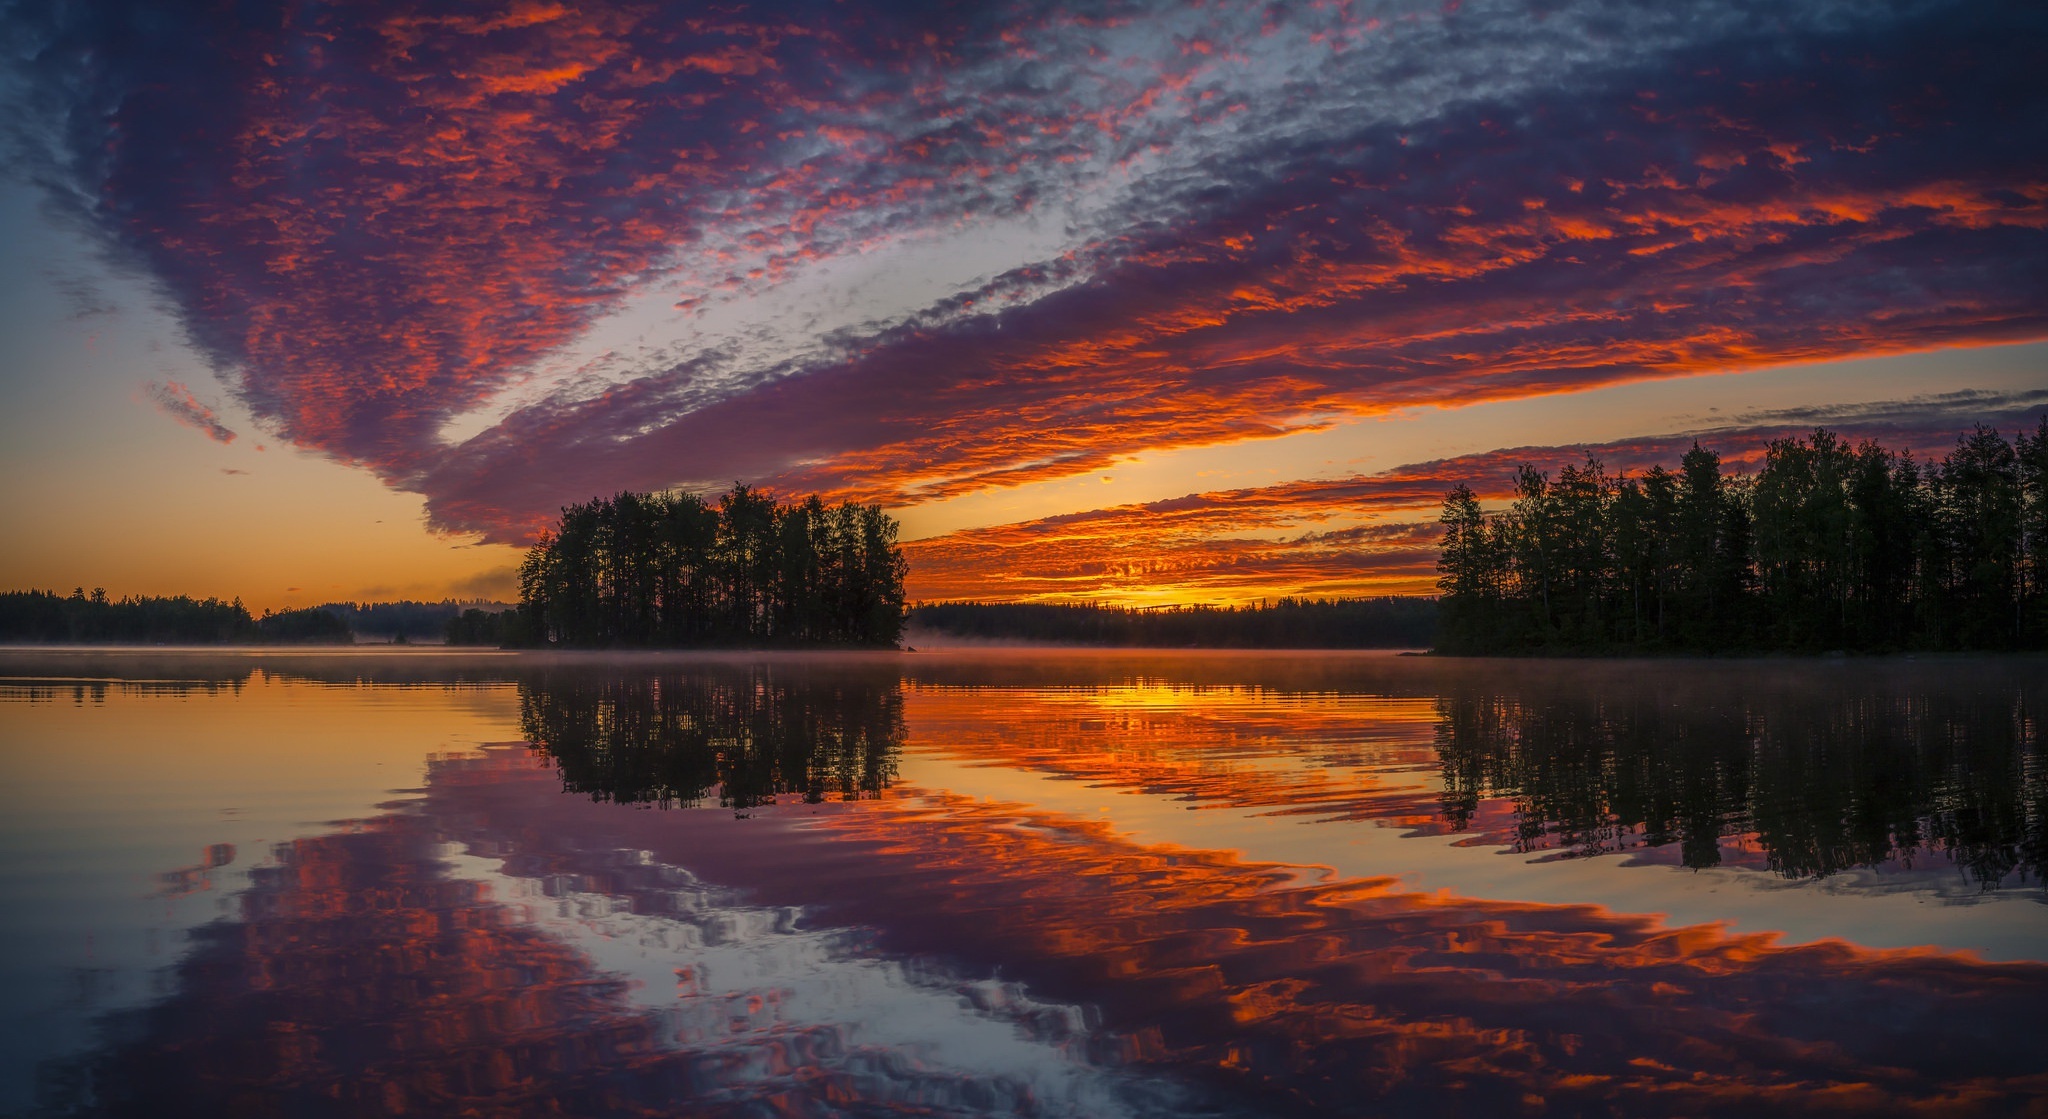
2,651 -> 2043,1117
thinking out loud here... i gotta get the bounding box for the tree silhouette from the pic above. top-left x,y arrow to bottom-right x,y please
1436,421 -> 2048,653
517,485 -> 907,648
909,597 -> 1439,647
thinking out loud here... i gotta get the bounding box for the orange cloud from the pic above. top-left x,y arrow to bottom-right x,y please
21,0 -> 2048,555
896,394 -> 2047,604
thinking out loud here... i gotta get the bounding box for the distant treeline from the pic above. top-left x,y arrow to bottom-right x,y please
319,599 -> 513,642
1437,421 -> 2048,654
909,597 -> 1438,648
517,485 -> 908,648
0,589 -> 349,644
444,607 -> 516,646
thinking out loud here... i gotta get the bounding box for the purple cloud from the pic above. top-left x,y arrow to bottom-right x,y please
144,380 -> 238,445
10,1 -> 2046,545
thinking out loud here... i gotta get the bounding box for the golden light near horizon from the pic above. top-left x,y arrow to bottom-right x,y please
1,3 -> 2044,1113
1,0 -> 2044,614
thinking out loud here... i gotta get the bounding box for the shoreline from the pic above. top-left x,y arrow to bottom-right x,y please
2,643 -> 2043,663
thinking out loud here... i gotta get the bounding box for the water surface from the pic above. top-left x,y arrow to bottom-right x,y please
2,649 -> 2043,1116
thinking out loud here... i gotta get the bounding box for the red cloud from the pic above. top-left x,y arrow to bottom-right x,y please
22,1 -> 2048,556
412,54 -> 2048,539
899,397 -> 2048,603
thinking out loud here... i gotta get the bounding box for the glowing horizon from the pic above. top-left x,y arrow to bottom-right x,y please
2,1 -> 2044,612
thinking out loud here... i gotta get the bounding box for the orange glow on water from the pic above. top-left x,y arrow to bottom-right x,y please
793,794 -> 2044,1114
417,746 -> 2048,1115
10,653 -> 2046,1115
902,683 -> 1452,823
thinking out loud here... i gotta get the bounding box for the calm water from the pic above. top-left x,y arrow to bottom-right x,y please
1,649 -> 2043,1117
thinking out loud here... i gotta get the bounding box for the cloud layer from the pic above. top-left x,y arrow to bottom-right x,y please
12,0 -> 2048,574
902,393 -> 2048,603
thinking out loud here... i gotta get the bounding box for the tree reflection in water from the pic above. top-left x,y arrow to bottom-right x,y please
17,657 -> 2048,1117
1434,669 -> 2047,885
517,665 -> 903,814
29,670 -> 1177,1118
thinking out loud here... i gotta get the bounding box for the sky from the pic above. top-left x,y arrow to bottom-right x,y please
1,0 -> 2044,610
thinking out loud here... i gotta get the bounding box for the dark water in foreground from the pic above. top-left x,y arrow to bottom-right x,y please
1,649 -> 2043,1117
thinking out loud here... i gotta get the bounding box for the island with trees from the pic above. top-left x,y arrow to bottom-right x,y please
512,485 -> 909,648
0,485 -> 907,650
1435,421 -> 2048,654
13,420 -> 2046,658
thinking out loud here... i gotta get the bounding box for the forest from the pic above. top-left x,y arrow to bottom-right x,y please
444,607 -> 515,646
0,588 -> 349,644
1436,420 -> 2048,653
319,599 -> 512,642
909,597 -> 1437,647
515,485 -> 908,648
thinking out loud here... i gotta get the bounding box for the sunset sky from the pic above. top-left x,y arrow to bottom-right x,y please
2,0 -> 2043,609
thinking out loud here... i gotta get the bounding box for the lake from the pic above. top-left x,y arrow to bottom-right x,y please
1,648 -> 2043,1117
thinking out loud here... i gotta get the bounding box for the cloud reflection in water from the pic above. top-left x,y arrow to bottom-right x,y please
21,656 -> 2048,1117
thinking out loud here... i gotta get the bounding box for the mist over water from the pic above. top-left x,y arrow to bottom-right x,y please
2,650 -> 2043,1116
